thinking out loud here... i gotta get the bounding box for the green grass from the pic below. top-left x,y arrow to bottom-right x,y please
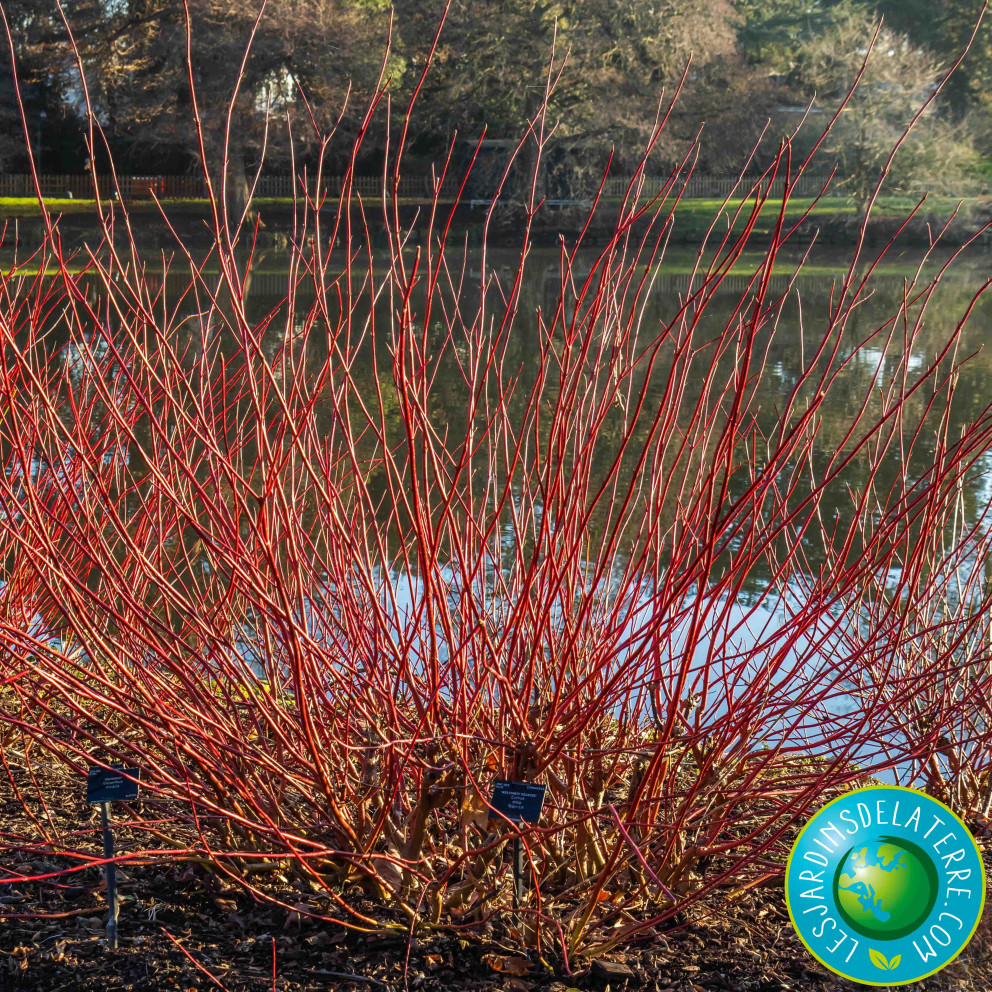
0,194 -> 459,215
0,192 -> 984,265
4,246 -> 971,281
0,192 -> 984,220
662,194 -> 987,233
0,196 -> 107,215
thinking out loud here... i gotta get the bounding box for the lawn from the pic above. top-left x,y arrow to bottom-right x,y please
0,192 -> 983,222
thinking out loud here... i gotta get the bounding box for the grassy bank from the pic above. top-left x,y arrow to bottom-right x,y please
0,192 -> 987,232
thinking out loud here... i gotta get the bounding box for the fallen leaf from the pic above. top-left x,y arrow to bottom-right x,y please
484,954 -> 531,976
283,903 -> 311,928
461,790 -> 489,830
374,859 -> 403,893
307,931 -> 339,948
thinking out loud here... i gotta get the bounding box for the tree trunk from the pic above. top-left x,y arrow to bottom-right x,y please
227,135 -> 251,219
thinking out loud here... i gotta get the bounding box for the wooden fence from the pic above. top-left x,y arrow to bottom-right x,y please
602,173 -> 832,199
0,172 -> 835,202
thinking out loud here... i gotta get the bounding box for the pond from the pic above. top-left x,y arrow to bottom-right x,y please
82,240 -> 992,588
6,234 -> 992,780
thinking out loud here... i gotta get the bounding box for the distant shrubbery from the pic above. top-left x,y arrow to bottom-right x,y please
1,0 -> 990,201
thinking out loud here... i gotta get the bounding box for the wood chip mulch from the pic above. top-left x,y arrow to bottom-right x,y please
3,761 -> 992,992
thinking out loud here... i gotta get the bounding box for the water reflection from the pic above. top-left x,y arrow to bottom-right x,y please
7,239 -> 992,790
17,244 -> 992,600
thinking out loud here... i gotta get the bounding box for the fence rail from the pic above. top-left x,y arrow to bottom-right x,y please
0,172 -> 836,202
603,173 -> 833,199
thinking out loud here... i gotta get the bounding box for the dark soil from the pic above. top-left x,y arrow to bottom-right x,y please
3,763 -> 991,992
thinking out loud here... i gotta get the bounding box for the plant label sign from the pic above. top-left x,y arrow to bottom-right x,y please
84,765 -> 139,950
490,780 -> 546,823
86,765 -> 140,804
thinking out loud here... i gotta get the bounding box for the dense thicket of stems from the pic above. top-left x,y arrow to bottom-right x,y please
1,13 -> 992,964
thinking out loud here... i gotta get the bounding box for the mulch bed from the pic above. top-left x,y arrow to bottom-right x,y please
3,761 -> 992,992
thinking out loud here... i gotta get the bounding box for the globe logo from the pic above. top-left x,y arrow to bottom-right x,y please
785,786 -> 985,985
834,837 -> 938,940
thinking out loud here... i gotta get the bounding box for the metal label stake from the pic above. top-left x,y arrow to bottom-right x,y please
100,802 -> 118,948
86,765 -> 140,950
512,833 -> 525,909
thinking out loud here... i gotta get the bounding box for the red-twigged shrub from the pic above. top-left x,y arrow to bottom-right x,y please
1,8 -> 992,967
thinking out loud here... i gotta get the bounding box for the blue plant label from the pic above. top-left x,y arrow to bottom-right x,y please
86,765 -> 140,804
490,780 -> 546,823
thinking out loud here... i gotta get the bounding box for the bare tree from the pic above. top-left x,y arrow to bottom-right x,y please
58,0 -> 397,206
